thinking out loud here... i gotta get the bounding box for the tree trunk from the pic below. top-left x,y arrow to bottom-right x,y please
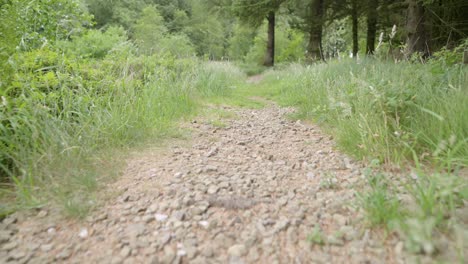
366,0 -> 378,55
263,11 -> 275,67
351,0 -> 359,58
307,0 -> 324,62
404,0 -> 428,58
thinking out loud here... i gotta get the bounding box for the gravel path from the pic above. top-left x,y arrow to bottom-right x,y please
0,104 -> 402,263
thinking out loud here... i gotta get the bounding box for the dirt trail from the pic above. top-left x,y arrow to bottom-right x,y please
0,104 -> 402,263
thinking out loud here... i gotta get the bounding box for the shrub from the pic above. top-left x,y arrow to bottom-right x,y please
58,27 -> 128,59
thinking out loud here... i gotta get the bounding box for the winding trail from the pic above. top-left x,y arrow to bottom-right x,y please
0,104 -> 402,263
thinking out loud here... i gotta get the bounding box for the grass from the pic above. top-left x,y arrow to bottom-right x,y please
307,225 -> 326,246
358,172 -> 404,229
0,52 -> 246,218
246,59 -> 468,167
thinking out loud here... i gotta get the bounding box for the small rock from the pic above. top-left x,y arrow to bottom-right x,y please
201,245 -> 214,257
333,214 -> 347,226
198,221 -> 209,229
207,185 -> 219,195
40,244 -> 54,252
177,249 -> 187,257
95,213 -> 108,222
120,194 -> 131,203
155,214 -> 168,222
3,216 -> 17,225
273,219 -> 290,233
56,249 -> 72,260
185,246 -> 198,259
37,210 -> 48,218
162,246 -> 176,264
173,211 -> 186,221
203,165 -> 218,173
142,215 -> 155,223
277,197 -> 288,207
206,147 -> 218,157
228,244 -> 247,257
120,246 -> 131,258
147,204 -> 159,214
10,250 -> 26,260
307,172 -> 315,180
248,247 -> 260,262
47,227 -> 56,235
191,207 -> 206,216
159,233 -> 172,247
327,235 -> 344,246
126,223 -> 146,237
339,226 -> 358,241
2,241 -> 18,251
79,228 -> 89,239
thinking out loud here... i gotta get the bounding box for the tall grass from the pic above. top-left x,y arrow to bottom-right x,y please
256,59 -> 468,167
0,47 -> 244,217
195,61 -> 246,97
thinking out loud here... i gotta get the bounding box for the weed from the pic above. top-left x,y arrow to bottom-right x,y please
307,225 -> 326,246
209,120 -> 227,128
358,173 -> 403,229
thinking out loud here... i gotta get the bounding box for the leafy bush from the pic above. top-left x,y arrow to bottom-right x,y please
58,27 -> 128,59
132,5 -> 195,58
430,40 -> 468,66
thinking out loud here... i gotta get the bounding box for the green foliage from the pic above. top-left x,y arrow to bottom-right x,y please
256,59 -> 468,166
232,0 -> 285,26
407,172 -> 466,220
0,0 -> 91,88
244,22 -> 306,64
58,27 -> 128,59
0,32 -> 240,216
184,0 -> 225,59
131,5 -> 195,57
307,226 -> 326,245
195,62 -> 245,97
430,40 -> 468,67
228,24 -> 257,60
322,19 -> 348,58
358,173 -> 403,228
0,0 -> 91,51
133,5 -> 168,54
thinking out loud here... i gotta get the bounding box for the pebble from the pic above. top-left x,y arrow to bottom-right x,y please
40,244 -> 54,252
2,241 -> 17,251
120,246 -> 131,258
56,249 -> 72,260
155,214 -> 168,222
228,244 -> 247,257
0,231 -> 12,243
142,215 -> 155,223
79,228 -> 89,239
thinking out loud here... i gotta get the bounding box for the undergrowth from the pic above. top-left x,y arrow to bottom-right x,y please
254,59 -> 468,167
0,36 -> 242,218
